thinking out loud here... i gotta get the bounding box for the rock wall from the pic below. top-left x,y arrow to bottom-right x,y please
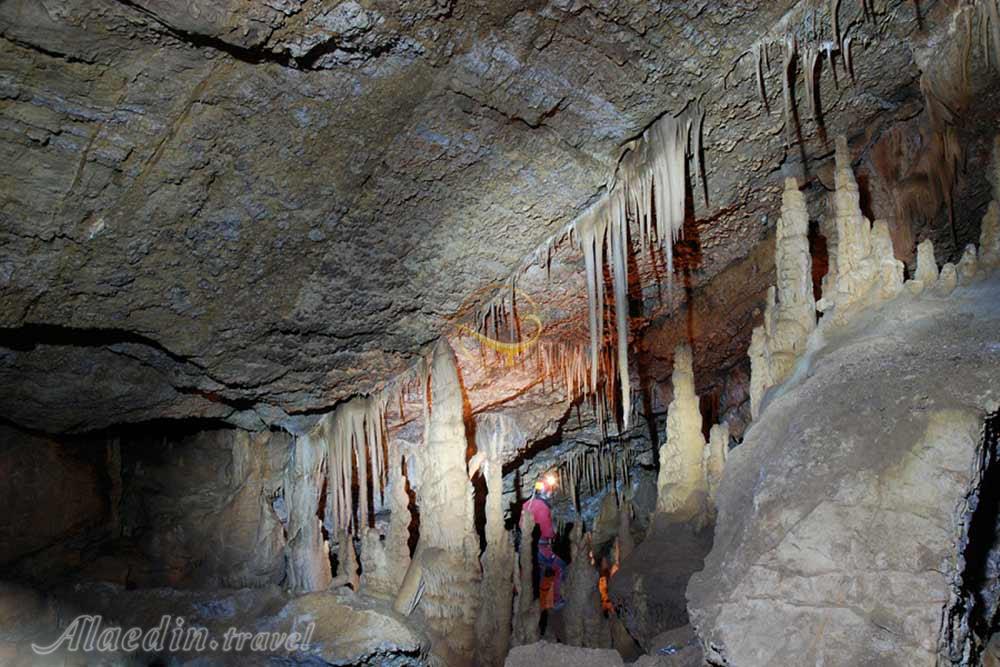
688,273 -> 1000,666
0,426 -> 108,580
119,428 -> 289,590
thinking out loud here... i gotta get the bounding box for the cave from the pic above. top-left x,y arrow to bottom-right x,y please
2,1 -> 1000,666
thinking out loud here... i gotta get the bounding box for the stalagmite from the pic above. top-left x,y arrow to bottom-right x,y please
359,452 -> 411,600
283,432 -> 332,593
704,423 -> 729,502
908,239 -> 939,295
749,178 -> 815,419
981,201 -> 1000,269
473,414 -> 517,667
330,529 -> 360,591
936,262 -> 958,295
817,137 -> 904,320
394,340 -> 480,666
656,344 -> 710,524
617,496 -> 635,563
563,524 -> 611,649
871,221 -> 905,299
957,244 -> 979,283
512,510 -> 541,646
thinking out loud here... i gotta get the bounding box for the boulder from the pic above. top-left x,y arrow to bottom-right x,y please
504,641 -> 624,667
688,275 -> 1000,665
608,514 -> 713,649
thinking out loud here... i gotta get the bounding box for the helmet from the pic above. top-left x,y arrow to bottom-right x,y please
534,472 -> 558,498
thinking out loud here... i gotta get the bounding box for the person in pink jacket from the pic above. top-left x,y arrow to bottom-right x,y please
522,473 -> 566,610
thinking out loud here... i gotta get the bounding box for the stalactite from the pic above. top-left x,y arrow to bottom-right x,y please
844,36 -> 855,83
804,45 -> 820,124
783,35 -> 798,147
573,109 -> 703,430
315,395 -> 388,538
753,41 -> 769,111
823,40 -> 838,89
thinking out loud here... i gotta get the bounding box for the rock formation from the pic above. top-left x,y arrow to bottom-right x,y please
656,344 -> 710,523
688,272 -> 1000,666
563,524 -> 610,649
909,237 -> 940,294
283,431 -> 333,593
512,510 -> 541,647
396,340 -> 481,666
748,177 -> 815,419
360,451 -> 412,600
473,414 -> 517,667
982,203 -> 1000,269
816,138 -> 905,320
704,423 -> 730,502
617,498 -> 636,564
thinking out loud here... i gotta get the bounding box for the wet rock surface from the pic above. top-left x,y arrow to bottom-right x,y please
687,275 -> 1000,665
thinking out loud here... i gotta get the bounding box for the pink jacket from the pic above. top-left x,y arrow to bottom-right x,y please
523,497 -> 555,540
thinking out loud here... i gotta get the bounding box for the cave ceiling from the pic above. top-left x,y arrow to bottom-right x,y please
0,0 -> 988,435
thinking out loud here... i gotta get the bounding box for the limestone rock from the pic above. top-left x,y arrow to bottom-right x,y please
818,138 -> 905,322
504,641 -> 624,667
958,244 -> 979,284
284,431 -> 333,593
609,514 -> 714,649
704,423 -> 729,501
0,427 -> 107,576
563,525 -> 611,649
914,238 -> 940,286
657,345 -> 710,522
688,274 -> 1000,666
68,429 -> 287,590
937,262 -> 958,296
749,177 -> 816,419
474,413 -> 517,667
11,583 -> 429,666
981,201 -> 1000,269
640,626 -> 705,667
